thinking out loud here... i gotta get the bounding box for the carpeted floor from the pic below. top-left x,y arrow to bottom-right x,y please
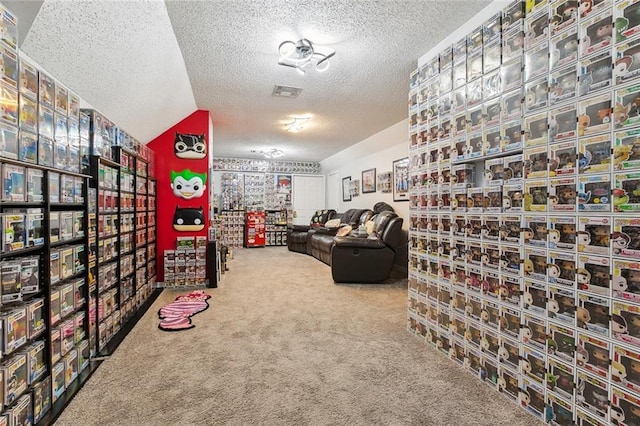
54,247 -> 541,426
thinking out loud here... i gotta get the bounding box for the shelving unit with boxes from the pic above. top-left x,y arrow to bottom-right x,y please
84,120 -> 159,357
406,1 -> 640,424
265,210 -> 288,246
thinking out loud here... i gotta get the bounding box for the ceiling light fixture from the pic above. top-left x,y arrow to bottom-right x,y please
261,148 -> 285,159
278,38 -> 335,75
284,116 -> 310,132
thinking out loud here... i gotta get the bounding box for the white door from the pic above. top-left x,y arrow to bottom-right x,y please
327,171 -> 339,208
292,175 -> 325,225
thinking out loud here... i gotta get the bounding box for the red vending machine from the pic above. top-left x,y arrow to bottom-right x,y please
244,210 -> 265,248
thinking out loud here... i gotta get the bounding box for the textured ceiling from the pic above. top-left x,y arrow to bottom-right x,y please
19,0 -> 196,143
11,0 -> 492,162
166,0 -> 491,161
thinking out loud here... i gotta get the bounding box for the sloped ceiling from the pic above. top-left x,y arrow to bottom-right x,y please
10,0 -> 492,161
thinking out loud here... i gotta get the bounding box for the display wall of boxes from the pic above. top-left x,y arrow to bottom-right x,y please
85,133 -> 158,356
407,0 -> 640,424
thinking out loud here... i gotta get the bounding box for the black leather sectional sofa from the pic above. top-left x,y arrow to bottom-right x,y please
287,207 -> 404,283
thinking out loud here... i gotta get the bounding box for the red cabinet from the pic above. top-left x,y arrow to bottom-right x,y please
244,210 -> 265,247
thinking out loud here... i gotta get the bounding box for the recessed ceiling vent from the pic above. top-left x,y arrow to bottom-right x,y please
272,85 -> 302,98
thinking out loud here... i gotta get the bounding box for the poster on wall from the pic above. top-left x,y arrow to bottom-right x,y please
362,168 -> 376,193
276,174 -> 292,204
350,179 -> 360,198
377,171 -> 392,193
342,176 -> 351,202
393,157 -> 409,201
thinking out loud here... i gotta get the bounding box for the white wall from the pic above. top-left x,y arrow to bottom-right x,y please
320,119 -> 409,227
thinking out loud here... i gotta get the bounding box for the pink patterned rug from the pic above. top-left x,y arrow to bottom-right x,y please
158,290 -> 211,331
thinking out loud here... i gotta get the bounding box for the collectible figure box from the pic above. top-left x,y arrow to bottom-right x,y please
1,259 -> 19,303
549,215 -> 576,250
523,214 -> 547,247
613,258 -> 640,303
6,391 -> 29,426
578,331 -> 610,379
2,214 -> 26,252
64,348 -> 78,386
20,255 -> 40,294
550,65 -> 578,106
578,51 -> 611,97
549,139 -> 577,176
546,392 -> 574,426
577,92 -> 612,137
546,357 -> 575,403
0,84 -> 17,127
501,57 -> 523,94
524,145 -> 548,179
613,300 -> 640,346
519,376 -> 545,419
524,112 -> 548,148
523,279 -> 546,315
612,343 -> 640,395
24,340 -> 45,384
616,35 -> 640,85
483,69 -> 501,100
498,334 -> 520,371
50,287 -> 60,326
524,7 -> 549,50
0,123 -> 17,160
612,385 -> 640,426
580,10 -> 613,58
577,254 -> 610,296
26,168 -> 43,202
579,134 -> 612,174
614,171 -> 640,212
500,303 -> 521,338
524,178 -> 548,211
522,312 -> 547,351
576,370 -> 609,421
26,298 -> 44,339
548,321 -> 575,363
550,0 -> 578,35
525,39 -> 549,82
37,105 -> 53,139
2,164 -> 24,201
548,284 -> 576,326
550,103 -> 577,142
577,215 -> 611,255
549,176 -> 576,212
38,136 -> 54,168
614,128 -> 640,171
497,365 -> 519,402
4,308 -> 27,354
78,339 -> 89,371
2,353 -> 26,406
32,375 -> 51,423
524,246 -> 547,282
578,292 -> 610,336
51,361 -> 65,402
524,78 -> 549,114
520,344 -> 546,384
613,217 -> 640,259
615,0 -> 640,43
503,182 -> 525,212
614,83 -> 640,130
18,130 -> 36,164
577,174 -> 611,212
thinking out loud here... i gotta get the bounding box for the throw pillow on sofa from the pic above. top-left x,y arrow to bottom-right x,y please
336,225 -> 352,237
324,218 -> 341,228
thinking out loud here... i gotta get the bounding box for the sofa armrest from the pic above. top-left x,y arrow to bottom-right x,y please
334,236 -> 387,249
289,224 -> 311,232
313,227 -> 341,235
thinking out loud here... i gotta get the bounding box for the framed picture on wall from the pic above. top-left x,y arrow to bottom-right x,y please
342,176 -> 352,202
393,157 -> 410,202
362,168 -> 376,193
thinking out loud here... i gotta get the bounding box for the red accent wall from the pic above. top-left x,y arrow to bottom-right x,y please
147,110 -> 210,282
